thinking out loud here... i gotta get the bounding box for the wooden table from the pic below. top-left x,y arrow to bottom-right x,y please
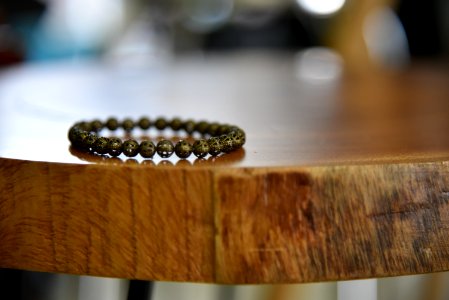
1,52 -> 449,284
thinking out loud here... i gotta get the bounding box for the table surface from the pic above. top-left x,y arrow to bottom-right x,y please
2,52 -> 449,283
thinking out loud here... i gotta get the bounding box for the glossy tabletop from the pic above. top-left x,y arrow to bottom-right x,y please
1,52 -> 449,167
2,52 -> 449,283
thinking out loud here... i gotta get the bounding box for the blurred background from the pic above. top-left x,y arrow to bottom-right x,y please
1,0 -> 449,69
2,0 -> 449,299
3,270 -> 449,300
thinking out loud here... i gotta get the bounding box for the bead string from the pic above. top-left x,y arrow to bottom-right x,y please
68,117 -> 246,159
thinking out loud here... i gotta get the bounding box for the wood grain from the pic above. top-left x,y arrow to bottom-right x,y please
2,158 -> 449,283
0,159 -> 215,281
2,53 -> 449,283
215,163 -> 449,283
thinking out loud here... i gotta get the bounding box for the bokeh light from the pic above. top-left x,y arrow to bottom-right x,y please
296,0 -> 346,16
183,0 -> 234,32
294,47 -> 343,84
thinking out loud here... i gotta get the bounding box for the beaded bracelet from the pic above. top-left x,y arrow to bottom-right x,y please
68,117 -> 246,159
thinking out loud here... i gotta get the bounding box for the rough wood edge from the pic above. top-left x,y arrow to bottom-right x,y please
2,157 -> 449,283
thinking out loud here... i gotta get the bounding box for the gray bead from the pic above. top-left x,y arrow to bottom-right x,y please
94,137 -> 109,154
229,130 -> 245,149
183,120 -> 196,135
156,139 -> 174,158
192,139 -> 210,158
154,117 -> 168,130
218,124 -> 231,135
207,123 -> 220,136
108,137 -> 123,157
74,130 -> 89,149
140,141 -> 156,158
208,137 -> 221,156
121,118 -> 135,132
90,119 -> 103,132
106,118 -> 119,130
195,121 -> 209,135
123,139 -> 140,157
68,126 -> 81,144
175,140 -> 192,159
170,118 -> 183,131
219,134 -> 234,153
83,132 -> 98,150
138,117 -> 151,130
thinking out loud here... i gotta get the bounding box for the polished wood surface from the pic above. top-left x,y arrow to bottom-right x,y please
1,52 -> 449,283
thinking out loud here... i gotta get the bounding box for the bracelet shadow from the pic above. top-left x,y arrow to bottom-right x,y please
68,146 -> 245,167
